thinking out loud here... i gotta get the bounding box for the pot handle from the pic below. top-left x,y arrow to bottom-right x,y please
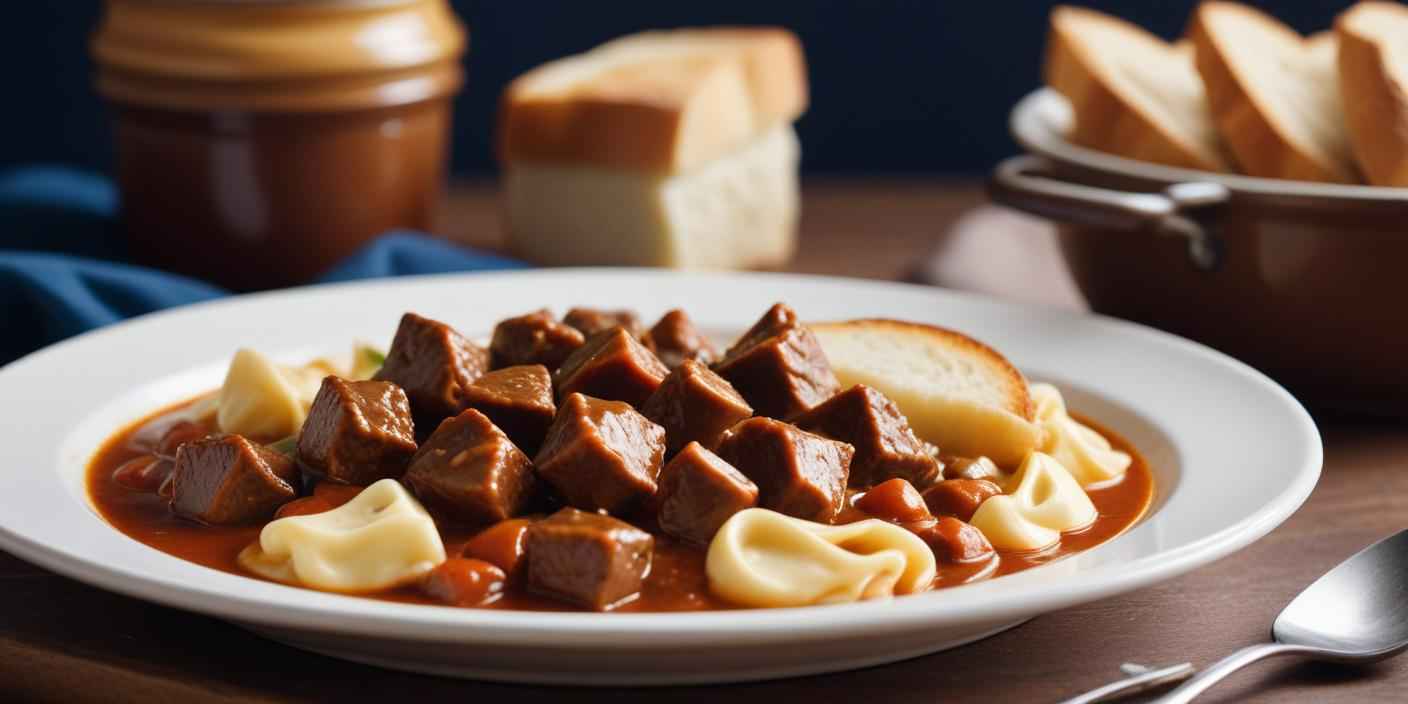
988,154 -> 1229,270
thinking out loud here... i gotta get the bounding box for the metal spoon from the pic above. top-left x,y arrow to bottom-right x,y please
1151,528 -> 1408,703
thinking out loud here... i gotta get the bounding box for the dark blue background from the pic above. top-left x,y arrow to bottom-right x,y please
8,1 -> 1347,176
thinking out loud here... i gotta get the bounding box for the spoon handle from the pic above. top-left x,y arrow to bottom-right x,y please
1152,643 -> 1314,703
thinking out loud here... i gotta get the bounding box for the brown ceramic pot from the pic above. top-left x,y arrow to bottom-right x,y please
990,89 -> 1408,415
92,0 -> 466,290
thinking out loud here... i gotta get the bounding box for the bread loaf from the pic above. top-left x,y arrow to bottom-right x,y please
497,28 -> 808,269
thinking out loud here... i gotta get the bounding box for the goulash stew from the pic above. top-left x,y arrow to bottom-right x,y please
88,304 -> 1153,611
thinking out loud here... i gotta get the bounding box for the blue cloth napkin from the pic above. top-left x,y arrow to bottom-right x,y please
0,167 -> 526,365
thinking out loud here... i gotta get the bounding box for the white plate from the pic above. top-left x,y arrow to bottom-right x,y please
0,270 -> 1321,685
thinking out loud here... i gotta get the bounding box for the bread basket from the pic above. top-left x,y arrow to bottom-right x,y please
989,88 -> 1408,415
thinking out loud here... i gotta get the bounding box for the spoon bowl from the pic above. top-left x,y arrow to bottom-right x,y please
1272,529 -> 1408,659
1155,528 -> 1408,702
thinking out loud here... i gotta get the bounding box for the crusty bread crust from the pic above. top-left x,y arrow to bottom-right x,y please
1337,2 -> 1408,186
812,319 -> 1033,421
497,27 -> 807,174
1190,2 -> 1358,183
1045,6 -> 1231,172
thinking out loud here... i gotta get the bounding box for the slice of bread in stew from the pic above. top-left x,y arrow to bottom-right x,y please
1044,5 -> 1232,172
807,319 -> 1040,469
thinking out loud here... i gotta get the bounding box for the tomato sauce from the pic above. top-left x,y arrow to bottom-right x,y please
86,399 -> 1154,611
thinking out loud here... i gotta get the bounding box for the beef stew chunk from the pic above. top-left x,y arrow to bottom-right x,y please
641,309 -> 717,369
563,308 -> 643,338
297,377 -> 418,485
793,384 -> 940,489
403,409 -> 539,524
534,393 -> 666,514
374,313 -> 489,422
854,478 -> 932,524
640,359 -> 753,456
171,434 -> 298,525
922,479 -> 1003,522
524,507 -> 654,610
714,417 -> 853,523
656,441 -> 759,545
463,518 -> 533,580
490,309 -> 585,370
553,328 -> 669,407
913,516 -> 995,563
713,303 -> 840,419
461,364 -> 555,455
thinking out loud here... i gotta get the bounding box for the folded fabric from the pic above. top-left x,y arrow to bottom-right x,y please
0,166 -> 526,366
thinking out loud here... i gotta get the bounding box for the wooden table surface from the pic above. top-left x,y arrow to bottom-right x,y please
4,181 -> 1405,703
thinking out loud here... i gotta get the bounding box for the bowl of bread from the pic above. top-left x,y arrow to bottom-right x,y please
989,2 -> 1408,414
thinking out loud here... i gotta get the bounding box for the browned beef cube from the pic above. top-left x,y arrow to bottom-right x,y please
640,359 -> 753,455
656,442 -> 758,545
461,364 -> 555,455
714,417 -> 853,523
553,328 -> 669,407
524,507 -> 654,610
171,434 -> 298,525
713,303 -> 839,419
563,307 -> 643,338
297,377 -> 418,485
490,309 -> 585,370
793,384 -> 940,488
534,393 -> 665,514
641,309 -> 717,369
374,313 -> 489,423
403,409 -> 538,524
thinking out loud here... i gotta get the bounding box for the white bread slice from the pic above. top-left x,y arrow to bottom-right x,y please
1044,6 -> 1231,172
498,27 -> 807,173
1190,2 -> 1358,183
807,320 -> 1040,469
504,124 -> 798,268
1337,2 -> 1408,186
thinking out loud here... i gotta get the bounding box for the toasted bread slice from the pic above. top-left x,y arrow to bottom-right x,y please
1337,2 -> 1408,186
1190,2 -> 1358,183
1045,6 -> 1231,172
498,27 -> 807,174
808,320 -> 1040,469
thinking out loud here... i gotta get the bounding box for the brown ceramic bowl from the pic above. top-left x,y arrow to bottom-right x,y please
989,88 -> 1408,415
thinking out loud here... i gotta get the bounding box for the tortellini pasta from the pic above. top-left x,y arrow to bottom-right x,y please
1030,383 -> 1132,487
215,349 -> 344,439
970,451 -> 1098,552
238,479 -> 446,593
706,508 -> 936,608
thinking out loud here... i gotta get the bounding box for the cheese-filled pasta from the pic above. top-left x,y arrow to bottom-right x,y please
216,348 -> 337,439
971,452 -> 1098,551
705,508 -> 936,608
1030,383 -> 1132,487
238,479 -> 446,592
968,495 -> 1060,552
